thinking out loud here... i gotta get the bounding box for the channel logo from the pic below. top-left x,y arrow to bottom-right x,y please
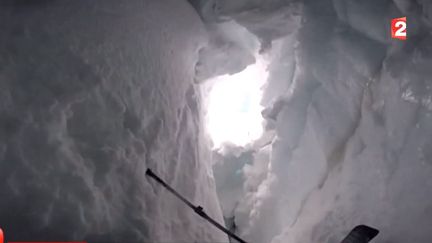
0,227 -> 85,243
391,17 -> 407,40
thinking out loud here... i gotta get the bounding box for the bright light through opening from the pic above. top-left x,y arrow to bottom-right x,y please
205,57 -> 269,149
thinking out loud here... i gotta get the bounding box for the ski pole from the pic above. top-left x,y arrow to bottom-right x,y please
146,168 -> 248,243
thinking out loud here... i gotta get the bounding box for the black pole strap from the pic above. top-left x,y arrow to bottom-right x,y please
146,168 -> 248,243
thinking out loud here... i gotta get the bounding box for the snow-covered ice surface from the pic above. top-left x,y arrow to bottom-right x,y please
3,0 -> 432,242
0,1 -> 227,242
193,0 -> 432,243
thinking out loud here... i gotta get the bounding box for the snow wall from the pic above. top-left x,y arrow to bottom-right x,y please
191,0 -> 432,242
0,1 -> 227,242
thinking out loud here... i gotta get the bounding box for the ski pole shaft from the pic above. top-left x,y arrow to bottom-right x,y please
146,169 -> 248,243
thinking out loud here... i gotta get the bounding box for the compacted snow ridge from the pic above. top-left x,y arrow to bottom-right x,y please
0,1 -> 227,242
192,0 -> 432,243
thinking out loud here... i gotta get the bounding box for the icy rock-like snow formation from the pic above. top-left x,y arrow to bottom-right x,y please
0,1 -> 227,242
194,21 -> 258,82
195,0 -> 432,243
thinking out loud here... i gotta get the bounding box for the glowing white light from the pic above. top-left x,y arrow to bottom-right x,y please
205,57 -> 269,149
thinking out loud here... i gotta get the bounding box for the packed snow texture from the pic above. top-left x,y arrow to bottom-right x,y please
0,1 -> 227,242
193,0 -> 432,243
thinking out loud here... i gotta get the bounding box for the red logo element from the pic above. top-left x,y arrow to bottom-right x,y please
391,17 -> 407,40
0,228 -> 3,243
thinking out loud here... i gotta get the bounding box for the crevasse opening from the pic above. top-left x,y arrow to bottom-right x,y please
204,56 -> 269,149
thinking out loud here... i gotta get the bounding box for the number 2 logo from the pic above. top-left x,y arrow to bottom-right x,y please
391,17 -> 407,40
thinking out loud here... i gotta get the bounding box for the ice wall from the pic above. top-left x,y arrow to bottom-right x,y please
196,0 -> 432,242
0,1 -> 227,242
